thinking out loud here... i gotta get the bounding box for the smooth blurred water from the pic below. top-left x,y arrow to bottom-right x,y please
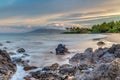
0,33 -> 107,67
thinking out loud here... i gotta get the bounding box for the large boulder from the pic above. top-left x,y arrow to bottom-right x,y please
55,44 -> 69,55
0,50 -> 16,80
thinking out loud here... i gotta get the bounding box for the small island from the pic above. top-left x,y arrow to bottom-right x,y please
64,21 -> 120,34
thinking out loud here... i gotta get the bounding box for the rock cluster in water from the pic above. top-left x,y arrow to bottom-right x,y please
23,44 -> 120,80
2,43 -> 120,80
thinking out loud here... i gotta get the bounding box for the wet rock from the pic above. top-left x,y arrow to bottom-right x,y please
82,58 -> 120,80
11,57 -> 29,66
100,53 -> 115,63
84,48 -> 94,64
97,41 -> 105,47
50,51 -> 53,54
107,58 -> 120,80
51,63 -> 59,68
21,60 -> 30,67
55,44 -> 69,55
59,64 -> 76,76
9,52 -> 16,55
3,47 -> 8,50
69,53 -> 87,65
78,63 -> 88,71
29,71 -> 63,80
108,44 -> 120,54
0,43 -> 3,46
42,66 -> 52,71
6,41 -> 11,43
21,54 -> 30,58
42,63 -> 59,71
24,66 -> 37,71
84,48 -> 93,55
78,72 -> 94,80
92,48 -> 109,63
0,49 -> 16,80
114,49 -> 120,58
11,57 -> 22,64
24,75 -> 31,80
23,54 -> 30,56
17,48 -> 26,53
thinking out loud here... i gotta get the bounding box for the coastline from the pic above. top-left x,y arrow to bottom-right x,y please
0,33 -> 119,80
21,33 -> 120,80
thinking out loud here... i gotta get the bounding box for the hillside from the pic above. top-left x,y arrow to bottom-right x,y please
29,28 -> 65,34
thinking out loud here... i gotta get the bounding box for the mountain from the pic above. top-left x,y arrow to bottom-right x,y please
28,28 -> 65,34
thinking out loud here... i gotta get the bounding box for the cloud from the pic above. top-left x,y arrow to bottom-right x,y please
0,0 -> 120,32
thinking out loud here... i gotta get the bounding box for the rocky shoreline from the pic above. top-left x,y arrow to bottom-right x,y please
1,41 -> 120,80
0,49 -> 16,80
23,44 -> 120,80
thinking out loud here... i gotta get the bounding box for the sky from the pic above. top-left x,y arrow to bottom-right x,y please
0,0 -> 120,33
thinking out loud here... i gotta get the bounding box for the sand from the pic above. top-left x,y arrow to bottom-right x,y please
104,33 -> 120,43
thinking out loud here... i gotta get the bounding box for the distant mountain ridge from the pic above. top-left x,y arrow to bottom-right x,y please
29,28 -> 65,34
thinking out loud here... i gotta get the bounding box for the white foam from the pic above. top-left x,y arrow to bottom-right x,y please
10,65 -> 27,80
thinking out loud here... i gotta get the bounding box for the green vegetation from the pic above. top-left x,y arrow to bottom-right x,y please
64,27 -> 91,33
65,21 -> 120,33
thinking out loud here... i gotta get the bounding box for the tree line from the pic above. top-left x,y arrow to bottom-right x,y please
65,21 -> 120,33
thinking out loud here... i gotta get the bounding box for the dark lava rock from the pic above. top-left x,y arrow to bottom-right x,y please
92,48 -> 109,63
42,63 -> 59,71
11,57 -> 22,64
12,57 -> 29,66
97,41 -> 105,47
0,49 -> 16,80
69,53 -> 87,65
29,71 -> 63,80
59,64 -> 76,76
93,58 -> 120,80
78,63 -> 88,71
55,44 -> 69,55
100,53 -> 115,63
108,44 -> 120,54
114,49 -> 120,58
17,48 -> 26,53
24,66 -> 37,71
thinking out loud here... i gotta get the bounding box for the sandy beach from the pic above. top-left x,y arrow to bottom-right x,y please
104,33 -> 120,43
